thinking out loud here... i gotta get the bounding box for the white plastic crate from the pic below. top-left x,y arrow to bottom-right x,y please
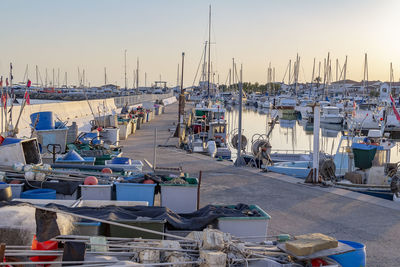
160,184 -> 198,213
217,205 -> 271,242
80,184 -> 112,200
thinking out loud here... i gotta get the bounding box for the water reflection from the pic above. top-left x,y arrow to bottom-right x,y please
226,106 -> 400,163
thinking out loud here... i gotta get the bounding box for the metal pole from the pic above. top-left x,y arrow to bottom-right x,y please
177,52 -> 185,141
153,128 -> 157,171
197,171 -> 202,210
313,104 -> 320,182
235,65 -> 244,166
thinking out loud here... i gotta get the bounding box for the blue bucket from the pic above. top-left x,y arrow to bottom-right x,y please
21,189 -> 57,199
30,111 -> 54,130
329,240 -> 366,267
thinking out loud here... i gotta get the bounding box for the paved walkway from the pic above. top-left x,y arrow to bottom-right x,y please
121,103 -> 400,266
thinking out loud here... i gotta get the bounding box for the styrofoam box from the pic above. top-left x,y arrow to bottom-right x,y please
79,184 -> 112,200
217,205 -> 271,242
160,185 -> 198,213
56,190 -> 78,200
105,160 -> 143,172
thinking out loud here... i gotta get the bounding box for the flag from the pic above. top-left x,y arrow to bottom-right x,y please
352,101 -> 356,117
27,79 -> 32,88
1,93 -> 7,109
24,91 -> 30,105
390,95 -> 400,122
5,78 -> 9,87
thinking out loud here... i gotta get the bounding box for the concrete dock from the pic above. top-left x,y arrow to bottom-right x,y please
122,103 -> 400,266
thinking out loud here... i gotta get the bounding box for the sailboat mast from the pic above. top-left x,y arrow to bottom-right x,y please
36,65 -> 39,89
124,49 -> 127,90
136,57 -> 139,89
311,58 -> 315,96
177,64 -> 180,88
207,5 -> 211,98
104,67 -> 107,85
390,62 -> 393,95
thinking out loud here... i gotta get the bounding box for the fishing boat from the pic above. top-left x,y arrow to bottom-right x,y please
333,129 -> 398,200
267,161 -> 312,178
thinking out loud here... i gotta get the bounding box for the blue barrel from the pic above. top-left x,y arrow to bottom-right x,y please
329,240 -> 366,267
21,189 -> 57,199
30,111 -> 54,130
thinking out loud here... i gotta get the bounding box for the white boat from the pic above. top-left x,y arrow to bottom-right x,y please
321,106 -> 344,124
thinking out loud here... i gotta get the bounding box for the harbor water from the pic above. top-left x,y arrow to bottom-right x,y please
226,106 -> 400,163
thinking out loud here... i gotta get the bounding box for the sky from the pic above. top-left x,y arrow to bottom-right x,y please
1,0 -> 400,87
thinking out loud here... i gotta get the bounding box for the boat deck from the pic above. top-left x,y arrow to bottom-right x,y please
121,102 -> 400,266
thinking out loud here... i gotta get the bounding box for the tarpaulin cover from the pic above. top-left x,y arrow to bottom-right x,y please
62,241 -> 86,266
35,209 -> 60,242
0,202 -> 262,239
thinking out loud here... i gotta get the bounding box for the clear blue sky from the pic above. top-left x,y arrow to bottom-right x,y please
1,0 -> 399,87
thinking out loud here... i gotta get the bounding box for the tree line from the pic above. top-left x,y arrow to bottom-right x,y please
219,82 -> 281,94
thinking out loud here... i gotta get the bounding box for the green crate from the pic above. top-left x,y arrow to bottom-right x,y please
108,220 -> 166,239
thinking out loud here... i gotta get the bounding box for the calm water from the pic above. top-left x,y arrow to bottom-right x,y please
226,106 -> 400,163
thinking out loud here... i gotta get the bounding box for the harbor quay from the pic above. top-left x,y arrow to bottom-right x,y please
121,102 -> 400,266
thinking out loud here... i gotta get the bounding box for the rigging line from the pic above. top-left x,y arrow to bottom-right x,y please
191,45 -> 206,87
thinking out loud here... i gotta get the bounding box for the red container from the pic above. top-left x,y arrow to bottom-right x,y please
30,235 -> 58,263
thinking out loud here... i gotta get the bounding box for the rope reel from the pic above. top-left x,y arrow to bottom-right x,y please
319,158 -> 336,180
230,134 -> 247,151
390,174 -> 400,197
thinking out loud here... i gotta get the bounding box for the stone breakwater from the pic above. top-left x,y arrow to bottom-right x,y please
9,93 -> 175,137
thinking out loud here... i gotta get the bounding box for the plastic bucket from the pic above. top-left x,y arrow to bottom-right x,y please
0,184 -> 12,201
329,240 -> 366,267
21,189 -> 57,199
30,112 -> 54,130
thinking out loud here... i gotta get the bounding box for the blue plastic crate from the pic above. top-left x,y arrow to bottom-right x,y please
115,183 -> 156,206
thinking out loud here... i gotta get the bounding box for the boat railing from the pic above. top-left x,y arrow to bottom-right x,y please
270,149 -> 312,155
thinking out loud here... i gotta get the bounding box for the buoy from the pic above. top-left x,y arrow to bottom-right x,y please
84,176 -> 98,185
101,168 -> 113,174
143,179 -> 155,184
